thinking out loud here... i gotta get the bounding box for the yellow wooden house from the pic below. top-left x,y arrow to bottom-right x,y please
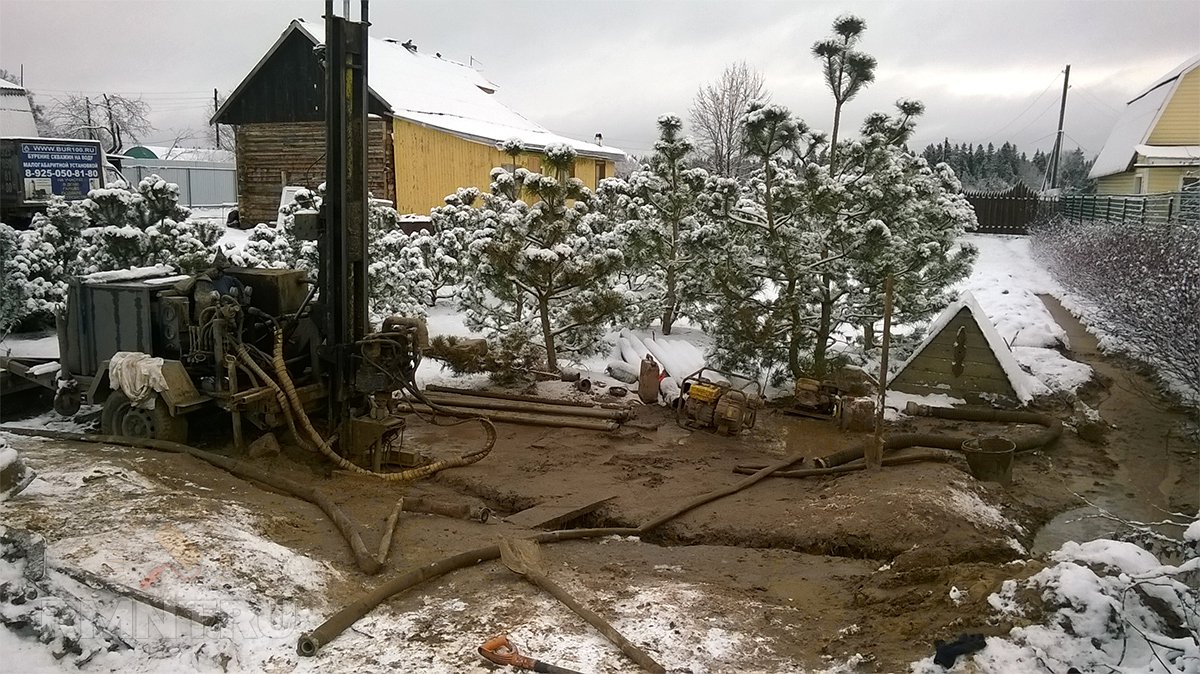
1091,54 -> 1200,195
213,20 -> 625,225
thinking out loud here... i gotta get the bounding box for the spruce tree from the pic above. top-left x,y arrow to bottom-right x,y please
456,144 -> 626,372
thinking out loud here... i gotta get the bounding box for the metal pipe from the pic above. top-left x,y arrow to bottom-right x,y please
396,402 -> 618,432
416,392 -> 630,421
425,384 -> 627,410
814,404 -> 1063,468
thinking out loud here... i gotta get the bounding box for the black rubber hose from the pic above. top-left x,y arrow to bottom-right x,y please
814,405 -> 1062,468
733,449 -> 961,477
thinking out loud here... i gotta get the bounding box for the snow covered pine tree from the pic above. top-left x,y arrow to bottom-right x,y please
457,141 -> 625,372
602,115 -> 717,334
703,98 -> 975,383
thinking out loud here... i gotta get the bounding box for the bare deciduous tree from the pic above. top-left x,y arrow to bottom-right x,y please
48,93 -> 153,154
689,61 -> 769,179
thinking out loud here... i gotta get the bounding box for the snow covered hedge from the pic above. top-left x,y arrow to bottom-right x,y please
1031,214 -> 1200,408
0,176 -> 222,333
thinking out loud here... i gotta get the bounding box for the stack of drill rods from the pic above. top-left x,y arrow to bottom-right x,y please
416,392 -> 630,421
397,399 -> 620,431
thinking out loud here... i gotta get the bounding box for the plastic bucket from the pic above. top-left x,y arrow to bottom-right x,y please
961,436 -> 1016,485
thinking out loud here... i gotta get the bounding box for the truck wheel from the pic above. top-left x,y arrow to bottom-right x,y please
101,391 -> 188,444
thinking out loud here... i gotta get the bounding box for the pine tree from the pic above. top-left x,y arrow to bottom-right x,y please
602,115 -> 715,334
812,14 -> 876,173
424,187 -> 482,306
702,96 -> 976,384
456,144 -> 626,372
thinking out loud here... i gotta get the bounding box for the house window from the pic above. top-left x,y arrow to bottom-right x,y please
595,160 -> 607,184
1133,174 -> 1145,194
1181,176 -> 1199,192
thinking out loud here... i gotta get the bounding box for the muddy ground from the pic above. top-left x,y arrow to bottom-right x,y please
1,302 -> 1196,673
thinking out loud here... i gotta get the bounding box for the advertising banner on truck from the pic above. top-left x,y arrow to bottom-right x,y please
19,142 -> 102,201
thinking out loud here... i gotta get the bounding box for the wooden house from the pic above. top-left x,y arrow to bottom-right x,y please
887,292 -> 1038,407
212,19 -> 625,225
1091,55 -> 1200,195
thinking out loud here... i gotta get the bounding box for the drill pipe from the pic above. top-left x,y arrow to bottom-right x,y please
426,384 -> 628,410
813,404 -> 1063,468
396,402 -> 619,432
415,392 -> 631,421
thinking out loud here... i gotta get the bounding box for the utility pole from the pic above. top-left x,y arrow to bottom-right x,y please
1048,64 -> 1071,191
85,97 -> 93,140
213,88 -> 220,148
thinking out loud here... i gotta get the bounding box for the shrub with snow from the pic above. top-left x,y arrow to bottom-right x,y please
423,187 -> 481,306
700,101 -> 977,385
1031,214 -> 1199,408
2,177 -> 220,329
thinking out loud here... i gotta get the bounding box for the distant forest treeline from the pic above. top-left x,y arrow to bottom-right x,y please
920,140 -> 1095,194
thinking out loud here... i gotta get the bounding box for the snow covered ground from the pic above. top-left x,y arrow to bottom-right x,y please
911,536 -> 1200,674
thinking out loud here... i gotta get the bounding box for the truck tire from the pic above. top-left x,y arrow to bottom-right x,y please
101,391 -> 188,444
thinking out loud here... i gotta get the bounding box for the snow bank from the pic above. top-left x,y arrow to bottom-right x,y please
913,535 -> 1200,674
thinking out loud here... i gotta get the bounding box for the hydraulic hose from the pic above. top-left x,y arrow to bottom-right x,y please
813,404 -> 1063,468
265,327 -> 495,482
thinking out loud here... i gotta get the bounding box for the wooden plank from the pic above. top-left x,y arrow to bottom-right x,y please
505,494 -> 616,530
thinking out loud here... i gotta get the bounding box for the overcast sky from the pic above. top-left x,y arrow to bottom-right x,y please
2,0 -> 1197,160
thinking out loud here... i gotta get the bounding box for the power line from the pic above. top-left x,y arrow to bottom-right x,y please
979,74 -> 1061,143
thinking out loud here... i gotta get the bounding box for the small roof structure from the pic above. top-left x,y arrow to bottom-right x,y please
888,292 -> 1042,404
0,77 -> 39,138
123,145 -> 235,163
1090,54 -> 1200,179
213,19 -> 624,162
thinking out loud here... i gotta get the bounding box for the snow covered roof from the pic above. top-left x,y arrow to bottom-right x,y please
1132,143 -> 1200,165
223,20 -> 625,162
0,80 -> 38,137
123,145 -> 235,163
1090,54 -> 1200,179
887,291 -> 1041,403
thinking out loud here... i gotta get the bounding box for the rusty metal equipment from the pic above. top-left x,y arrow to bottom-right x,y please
676,367 -> 763,435
785,377 -> 842,421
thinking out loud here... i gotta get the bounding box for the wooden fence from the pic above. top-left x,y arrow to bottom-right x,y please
965,184 -> 1199,234
964,183 -> 1050,235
